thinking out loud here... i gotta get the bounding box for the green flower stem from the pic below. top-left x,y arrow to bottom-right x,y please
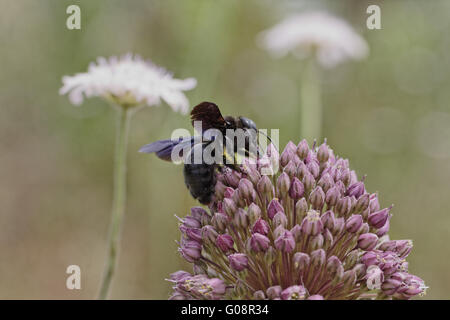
300,58 -> 322,142
98,105 -> 132,299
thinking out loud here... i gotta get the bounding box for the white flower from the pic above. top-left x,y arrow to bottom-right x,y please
59,53 -> 197,114
258,11 -> 369,68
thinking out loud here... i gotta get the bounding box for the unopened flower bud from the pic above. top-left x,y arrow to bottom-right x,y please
253,290 -> 266,300
234,208 -> 249,228
381,278 -> 402,296
336,196 -> 352,217
273,224 -> 285,239
358,233 -> 379,251
201,225 -> 218,244
216,234 -> 234,252
318,173 -> 334,193
293,252 -> 310,271
273,212 -> 288,228
368,206 -> 391,229
302,172 -> 315,192
376,217 -> 390,237
252,218 -> 269,235
323,228 -> 333,250
223,198 -> 237,216
250,233 -> 270,252
296,162 -> 308,180
283,160 -> 297,178
280,146 -> 294,167
321,210 -> 335,230
228,253 -> 249,271
296,139 -> 309,160
289,177 -> 304,200
257,175 -> 273,199
310,234 -> 324,251
346,181 -> 365,199
266,285 -> 282,299
238,178 -> 254,201
277,172 -> 290,195
274,230 -> 296,253
211,212 -> 229,232
295,198 -> 308,222
317,143 -> 330,163
369,193 -> 380,212
353,263 -> 367,279
179,240 -> 202,262
301,210 -> 323,236
333,217 -> 345,234
309,186 -> 325,210
344,250 -> 360,269
247,203 -> 262,223
267,198 -> 284,220
354,193 -> 370,213
342,270 -> 357,289
307,161 -> 320,179
290,224 -> 302,242
346,214 -> 363,233
310,249 -> 326,268
224,187 -> 235,199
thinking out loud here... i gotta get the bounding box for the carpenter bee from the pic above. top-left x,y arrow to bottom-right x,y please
140,102 -> 270,205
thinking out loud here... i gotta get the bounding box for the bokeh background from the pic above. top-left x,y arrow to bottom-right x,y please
0,0 -> 449,299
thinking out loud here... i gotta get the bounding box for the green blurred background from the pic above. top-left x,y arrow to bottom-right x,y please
0,0 -> 448,299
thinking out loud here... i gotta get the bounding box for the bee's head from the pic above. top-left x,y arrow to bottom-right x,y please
239,116 -> 257,131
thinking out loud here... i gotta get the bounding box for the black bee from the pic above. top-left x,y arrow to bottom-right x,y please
139,102 -> 266,205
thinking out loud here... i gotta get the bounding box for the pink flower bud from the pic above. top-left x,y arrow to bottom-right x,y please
274,230 -> 296,253
318,173 -> 334,193
266,285 -> 282,299
228,253 -> 249,271
179,240 -> 202,262
358,233 -> 379,251
346,181 -> 365,199
307,161 -> 320,179
309,186 -> 325,210
273,212 -> 288,227
267,198 -> 284,219
289,177 -> 304,200
250,233 -> 270,252
252,218 -> 270,235
368,207 -> 391,229
277,172 -> 291,194
296,139 -> 309,160
293,252 -> 310,271
317,143 -> 330,163
301,210 -> 323,236
216,234 -> 234,252
345,214 -> 363,233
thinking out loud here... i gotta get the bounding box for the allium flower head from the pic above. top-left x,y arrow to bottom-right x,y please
258,12 -> 369,68
169,140 -> 426,300
59,53 -> 197,113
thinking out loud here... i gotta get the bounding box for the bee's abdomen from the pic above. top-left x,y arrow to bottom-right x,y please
183,163 -> 216,205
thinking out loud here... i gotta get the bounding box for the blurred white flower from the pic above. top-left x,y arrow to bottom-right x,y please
258,11 -> 369,68
59,53 -> 197,114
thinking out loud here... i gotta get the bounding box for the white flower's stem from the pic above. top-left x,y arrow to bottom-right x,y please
98,105 -> 132,299
300,59 -> 322,143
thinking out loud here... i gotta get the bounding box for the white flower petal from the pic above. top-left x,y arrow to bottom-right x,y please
259,11 -> 369,68
59,54 -> 197,113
